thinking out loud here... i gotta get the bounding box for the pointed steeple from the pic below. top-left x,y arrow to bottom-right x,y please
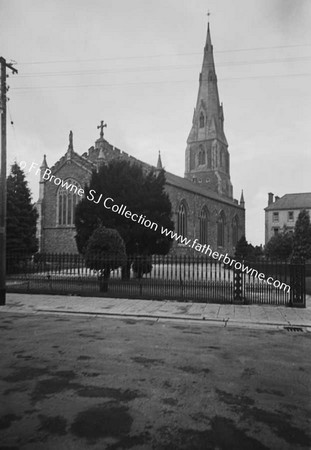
187,23 -> 226,145
240,190 -> 245,208
156,150 -> 163,170
39,154 -> 49,200
205,21 -> 211,46
203,21 -> 216,77
66,130 -> 74,160
184,23 -> 232,198
40,154 -> 48,171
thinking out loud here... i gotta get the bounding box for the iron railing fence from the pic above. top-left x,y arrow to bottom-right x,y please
5,252 -> 306,307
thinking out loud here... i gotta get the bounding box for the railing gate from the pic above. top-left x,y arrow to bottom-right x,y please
290,262 -> 306,308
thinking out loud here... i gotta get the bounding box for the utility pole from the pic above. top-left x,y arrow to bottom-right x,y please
0,57 -> 18,305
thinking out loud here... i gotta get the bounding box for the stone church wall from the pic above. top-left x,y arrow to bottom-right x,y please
166,183 -> 245,256
41,158 -> 244,256
41,156 -> 93,253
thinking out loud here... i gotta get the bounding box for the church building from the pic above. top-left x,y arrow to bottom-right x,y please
36,24 -> 245,256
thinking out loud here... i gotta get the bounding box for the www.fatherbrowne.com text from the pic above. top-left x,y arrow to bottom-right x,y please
21,161 -> 290,293
159,228 -> 290,293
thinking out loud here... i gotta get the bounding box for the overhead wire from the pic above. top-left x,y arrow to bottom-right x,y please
15,42 -> 311,65
9,42 -> 311,91
14,55 -> 311,78
10,72 -> 311,92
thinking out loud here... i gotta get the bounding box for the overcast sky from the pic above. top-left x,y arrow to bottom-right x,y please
1,0 -> 311,245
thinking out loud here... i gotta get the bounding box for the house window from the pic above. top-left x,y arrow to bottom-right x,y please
217,211 -> 225,247
232,216 -> 239,247
273,212 -> 279,222
57,179 -> 81,226
177,202 -> 187,237
199,112 -> 205,128
288,211 -> 294,221
273,227 -> 279,236
199,207 -> 209,245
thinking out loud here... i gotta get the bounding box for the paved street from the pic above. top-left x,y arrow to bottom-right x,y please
2,294 -> 311,329
1,295 -> 311,449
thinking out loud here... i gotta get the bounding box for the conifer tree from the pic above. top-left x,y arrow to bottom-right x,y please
85,226 -> 127,273
265,232 -> 293,260
85,226 -> 127,290
235,235 -> 263,261
292,209 -> 311,261
234,235 -> 249,259
6,162 -> 38,255
75,160 -> 174,256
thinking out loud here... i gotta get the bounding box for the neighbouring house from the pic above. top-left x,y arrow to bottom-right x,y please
264,192 -> 311,244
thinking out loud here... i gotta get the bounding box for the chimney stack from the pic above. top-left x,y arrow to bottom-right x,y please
268,192 -> 274,206
275,196 -> 280,202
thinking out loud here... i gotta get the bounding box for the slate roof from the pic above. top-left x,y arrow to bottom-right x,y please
46,137 -> 242,209
165,171 -> 241,208
265,193 -> 311,211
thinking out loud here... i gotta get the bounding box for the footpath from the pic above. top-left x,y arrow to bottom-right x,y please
1,293 -> 311,330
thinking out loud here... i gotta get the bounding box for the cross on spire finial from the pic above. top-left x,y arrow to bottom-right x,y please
207,10 -> 211,27
97,120 -> 107,139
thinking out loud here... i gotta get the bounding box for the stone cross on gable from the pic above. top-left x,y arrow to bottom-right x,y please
97,120 -> 107,139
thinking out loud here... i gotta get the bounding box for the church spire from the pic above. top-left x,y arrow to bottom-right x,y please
184,23 -> 232,198
205,21 -> 212,51
39,154 -> 48,201
156,150 -> 163,170
187,22 -> 226,145
40,154 -> 48,171
240,190 -> 245,208
66,130 -> 74,160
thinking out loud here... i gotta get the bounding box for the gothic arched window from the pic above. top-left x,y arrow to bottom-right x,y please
206,148 -> 211,168
198,146 -> 205,165
232,216 -> 239,247
199,206 -> 209,245
199,112 -> 205,128
177,201 -> 187,237
57,179 -> 81,226
217,211 -> 226,247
